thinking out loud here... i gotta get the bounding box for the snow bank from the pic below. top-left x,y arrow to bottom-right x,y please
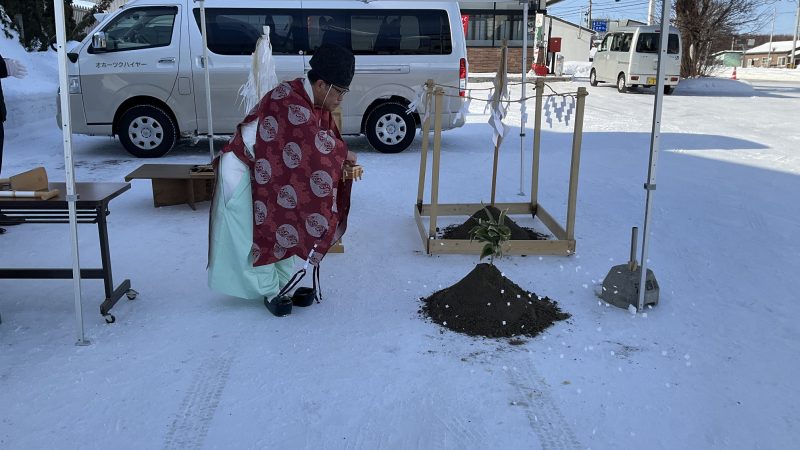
710,66 -> 800,82
0,26 -> 60,138
674,77 -> 757,96
563,61 -> 591,78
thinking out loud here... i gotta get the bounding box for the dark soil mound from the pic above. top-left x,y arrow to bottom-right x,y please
420,263 -> 569,338
439,205 -> 548,240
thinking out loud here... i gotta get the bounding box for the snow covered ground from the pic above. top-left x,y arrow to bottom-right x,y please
1,34 -> 799,449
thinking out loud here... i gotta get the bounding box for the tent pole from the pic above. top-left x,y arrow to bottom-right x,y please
518,0 -> 529,196
638,0 -> 672,311
196,0 -> 215,161
53,0 -> 89,346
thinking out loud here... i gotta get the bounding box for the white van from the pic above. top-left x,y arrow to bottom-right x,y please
58,0 -> 468,157
589,25 -> 681,94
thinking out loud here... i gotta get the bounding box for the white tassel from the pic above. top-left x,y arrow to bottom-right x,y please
238,26 -> 279,113
453,97 -> 471,125
406,85 -> 425,114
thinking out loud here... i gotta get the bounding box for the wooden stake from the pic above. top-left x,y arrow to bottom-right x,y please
416,80 -> 434,206
428,88 -> 444,241
531,79 -> 544,209
566,87 -> 588,241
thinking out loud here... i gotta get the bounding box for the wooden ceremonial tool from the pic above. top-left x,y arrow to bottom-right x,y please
342,164 -> 363,181
188,164 -> 215,178
0,166 -> 49,191
0,189 -> 60,200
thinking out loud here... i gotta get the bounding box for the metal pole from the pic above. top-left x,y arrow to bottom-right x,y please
791,2 -> 800,69
196,0 -> 215,161
519,0 -> 529,196
647,0 -> 656,26
53,0 -> 89,346
637,0 -> 671,312
767,8 -> 775,68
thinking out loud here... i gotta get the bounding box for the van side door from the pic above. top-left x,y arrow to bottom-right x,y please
188,3 -> 305,135
81,5 -> 181,126
595,33 -> 613,81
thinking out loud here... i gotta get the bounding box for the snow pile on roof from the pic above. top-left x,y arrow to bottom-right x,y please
745,40 -> 800,54
73,0 -> 97,10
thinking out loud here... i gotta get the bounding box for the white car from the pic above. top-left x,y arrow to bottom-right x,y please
590,25 -> 681,94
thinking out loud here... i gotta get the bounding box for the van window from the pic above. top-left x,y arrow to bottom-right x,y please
193,9 -> 301,55
636,33 -> 680,54
599,34 -> 612,52
307,12 -> 350,50
618,33 -> 633,52
98,6 -> 177,52
306,10 -> 452,55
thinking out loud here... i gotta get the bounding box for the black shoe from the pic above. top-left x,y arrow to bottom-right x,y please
264,295 -> 292,317
291,287 -> 316,307
0,227 -> 6,235
0,214 -> 24,226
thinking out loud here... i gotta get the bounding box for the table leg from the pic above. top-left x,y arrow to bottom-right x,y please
186,180 -> 197,210
97,205 -> 115,300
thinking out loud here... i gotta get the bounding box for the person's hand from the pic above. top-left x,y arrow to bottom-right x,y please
4,59 -> 27,79
346,150 -> 357,164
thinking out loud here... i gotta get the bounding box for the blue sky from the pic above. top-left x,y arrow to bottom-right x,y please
545,0 -> 799,36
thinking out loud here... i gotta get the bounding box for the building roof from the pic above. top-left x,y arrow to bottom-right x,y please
711,50 -> 743,57
745,40 -> 800,54
72,0 -> 96,9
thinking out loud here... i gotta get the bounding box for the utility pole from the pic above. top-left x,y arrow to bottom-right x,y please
588,0 -> 592,30
791,0 -> 800,68
647,0 -> 656,26
767,8 -> 776,68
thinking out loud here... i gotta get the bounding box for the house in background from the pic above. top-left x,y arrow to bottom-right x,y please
744,40 -> 800,68
711,50 -> 743,67
460,1 -> 594,72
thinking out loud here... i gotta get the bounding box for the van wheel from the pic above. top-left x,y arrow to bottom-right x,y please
117,105 -> 177,158
589,69 -> 598,86
365,102 -> 415,153
664,85 -> 674,95
617,74 -> 627,93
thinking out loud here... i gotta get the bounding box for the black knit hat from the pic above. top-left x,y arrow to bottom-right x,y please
308,44 -> 355,88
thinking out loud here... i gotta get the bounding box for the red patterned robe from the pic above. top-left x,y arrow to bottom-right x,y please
220,78 -> 352,267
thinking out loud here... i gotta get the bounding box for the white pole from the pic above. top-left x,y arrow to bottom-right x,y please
767,8 -> 775,68
637,0 -> 671,312
647,0 -> 656,26
792,0 -> 800,68
53,0 -> 89,345
196,0 -> 215,161
519,0 -> 529,196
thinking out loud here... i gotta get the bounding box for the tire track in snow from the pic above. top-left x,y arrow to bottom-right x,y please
162,354 -> 234,450
508,355 -> 581,450
346,381 -> 491,449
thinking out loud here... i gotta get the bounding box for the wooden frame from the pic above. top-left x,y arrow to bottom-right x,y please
414,77 -> 588,256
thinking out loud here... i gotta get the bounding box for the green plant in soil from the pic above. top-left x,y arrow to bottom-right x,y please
468,205 -> 511,265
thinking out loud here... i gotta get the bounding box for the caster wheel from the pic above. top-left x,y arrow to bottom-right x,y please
104,314 -> 116,324
126,289 -> 139,300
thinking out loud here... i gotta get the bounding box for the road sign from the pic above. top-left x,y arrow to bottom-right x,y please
592,20 -> 607,32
